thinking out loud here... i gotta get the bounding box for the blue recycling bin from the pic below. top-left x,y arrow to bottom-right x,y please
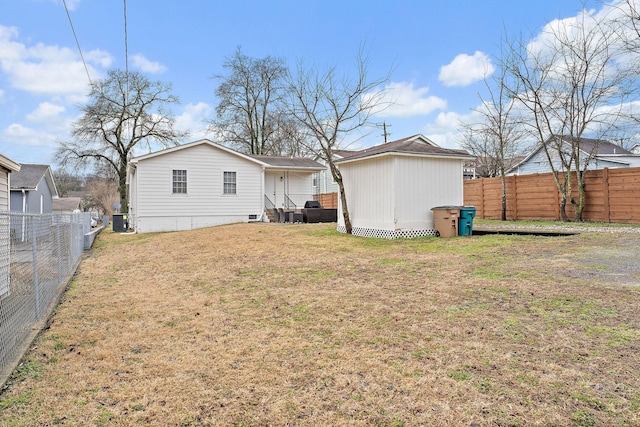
458,206 -> 476,236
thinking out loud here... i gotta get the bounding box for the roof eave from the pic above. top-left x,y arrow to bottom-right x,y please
0,154 -> 21,172
336,150 -> 473,164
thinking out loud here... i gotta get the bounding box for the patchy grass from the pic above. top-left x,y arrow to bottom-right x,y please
1,222 -> 639,426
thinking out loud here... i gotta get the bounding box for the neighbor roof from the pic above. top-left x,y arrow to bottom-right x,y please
53,197 -> 82,211
557,136 -> 633,155
10,164 -> 52,190
507,135 -> 636,174
335,134 -> 472,163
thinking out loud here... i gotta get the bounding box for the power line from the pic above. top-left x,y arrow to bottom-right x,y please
123,0 -> 129,80
63,0 -> 92,85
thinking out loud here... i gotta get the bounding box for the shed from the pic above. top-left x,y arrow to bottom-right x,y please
334,134 -> 472,239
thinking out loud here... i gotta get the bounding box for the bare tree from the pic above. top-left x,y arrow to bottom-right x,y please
52,169 -> 84,198
504,8 -> 636,221
459,64 -> 527,220
84,176 -> 120,217
285,50 -> 390,234
210,48 -> 305,156
55,69 -> 187,213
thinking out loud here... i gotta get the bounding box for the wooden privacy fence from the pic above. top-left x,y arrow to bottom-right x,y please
463,167 -> 640,223
314,192 -> 338,209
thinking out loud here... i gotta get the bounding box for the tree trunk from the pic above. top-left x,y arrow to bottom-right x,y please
336,179 -> 352,234
118,157 -> 128,213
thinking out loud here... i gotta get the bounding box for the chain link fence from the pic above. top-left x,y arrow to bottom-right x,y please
0,211 -> 90,382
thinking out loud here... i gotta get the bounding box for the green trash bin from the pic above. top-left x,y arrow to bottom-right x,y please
458,206 -> 476,236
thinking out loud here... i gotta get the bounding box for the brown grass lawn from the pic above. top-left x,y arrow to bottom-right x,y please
1,223 -> 639,426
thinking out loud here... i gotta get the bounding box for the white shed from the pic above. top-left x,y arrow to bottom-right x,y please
127,139 -> 324,233
334,134 -> 472,239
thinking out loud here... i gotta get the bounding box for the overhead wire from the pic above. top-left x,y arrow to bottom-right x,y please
63,0 -> 92,85
123,0 -> 132,155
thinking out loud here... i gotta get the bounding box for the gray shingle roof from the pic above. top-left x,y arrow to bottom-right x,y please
557,136 -> 633,155
10,164 -> 50,189
335,134 -> 471,163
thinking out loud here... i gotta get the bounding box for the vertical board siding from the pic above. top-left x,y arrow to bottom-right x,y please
395,156 -> 464,228
339,156 -> 394,229
464,167 -> 640,223
339,155 -> 465,231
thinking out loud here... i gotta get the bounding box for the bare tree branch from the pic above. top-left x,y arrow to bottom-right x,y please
285,48 -> 391,234
55,69 -> 188,212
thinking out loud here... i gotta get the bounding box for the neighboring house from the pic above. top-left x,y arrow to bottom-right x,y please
53,197 -> 82,212
508,136 -> 640,175
334,134 -> 473,239
1,154 -> 21,298
127,139 -> 325,233
9,164 -> 59,214
630,143 -> 640,155
312,149 -> 356,196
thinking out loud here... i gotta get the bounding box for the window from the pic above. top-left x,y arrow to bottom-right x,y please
172,169 -> 187,194
223,171 -> 236,194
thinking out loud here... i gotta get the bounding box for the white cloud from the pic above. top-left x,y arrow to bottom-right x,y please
439,51 -> 494,87
53,0 -> 81,11
0,25 -> 112,98
365,81 -> 447,118
26,102 -> 66,123
420,110 -> 484,149
3,123 -> 58,147
131,54 -> 168,74
175,102 -> 213,139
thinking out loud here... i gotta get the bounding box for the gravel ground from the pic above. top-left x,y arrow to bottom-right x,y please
474,222 -> 640,234
475,222 -> 640,286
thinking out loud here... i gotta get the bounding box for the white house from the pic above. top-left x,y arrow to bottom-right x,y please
126,139 -> 325,233
508,135 -> 640,175
1,154 -> 21,298
334,134 -> 473,239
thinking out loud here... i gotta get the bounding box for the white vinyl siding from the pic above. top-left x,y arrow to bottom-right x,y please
0,171 -> 8,211
131,143 -> 264,232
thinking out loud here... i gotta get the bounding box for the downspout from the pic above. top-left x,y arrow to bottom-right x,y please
21,189 -> 26,242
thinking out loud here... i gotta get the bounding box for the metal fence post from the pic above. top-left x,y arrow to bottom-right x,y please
31,216 -> 41,319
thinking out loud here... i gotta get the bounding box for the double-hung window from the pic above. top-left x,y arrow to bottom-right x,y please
223,171 -> 236,195
172,169 -> 187,194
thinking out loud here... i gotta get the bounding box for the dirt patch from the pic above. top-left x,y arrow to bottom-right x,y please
1,223 -> 639,426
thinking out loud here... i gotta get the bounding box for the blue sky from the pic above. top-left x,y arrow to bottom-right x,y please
1,0 -> 605,167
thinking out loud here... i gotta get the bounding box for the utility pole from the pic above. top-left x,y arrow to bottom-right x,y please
376,122 -> 391,143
